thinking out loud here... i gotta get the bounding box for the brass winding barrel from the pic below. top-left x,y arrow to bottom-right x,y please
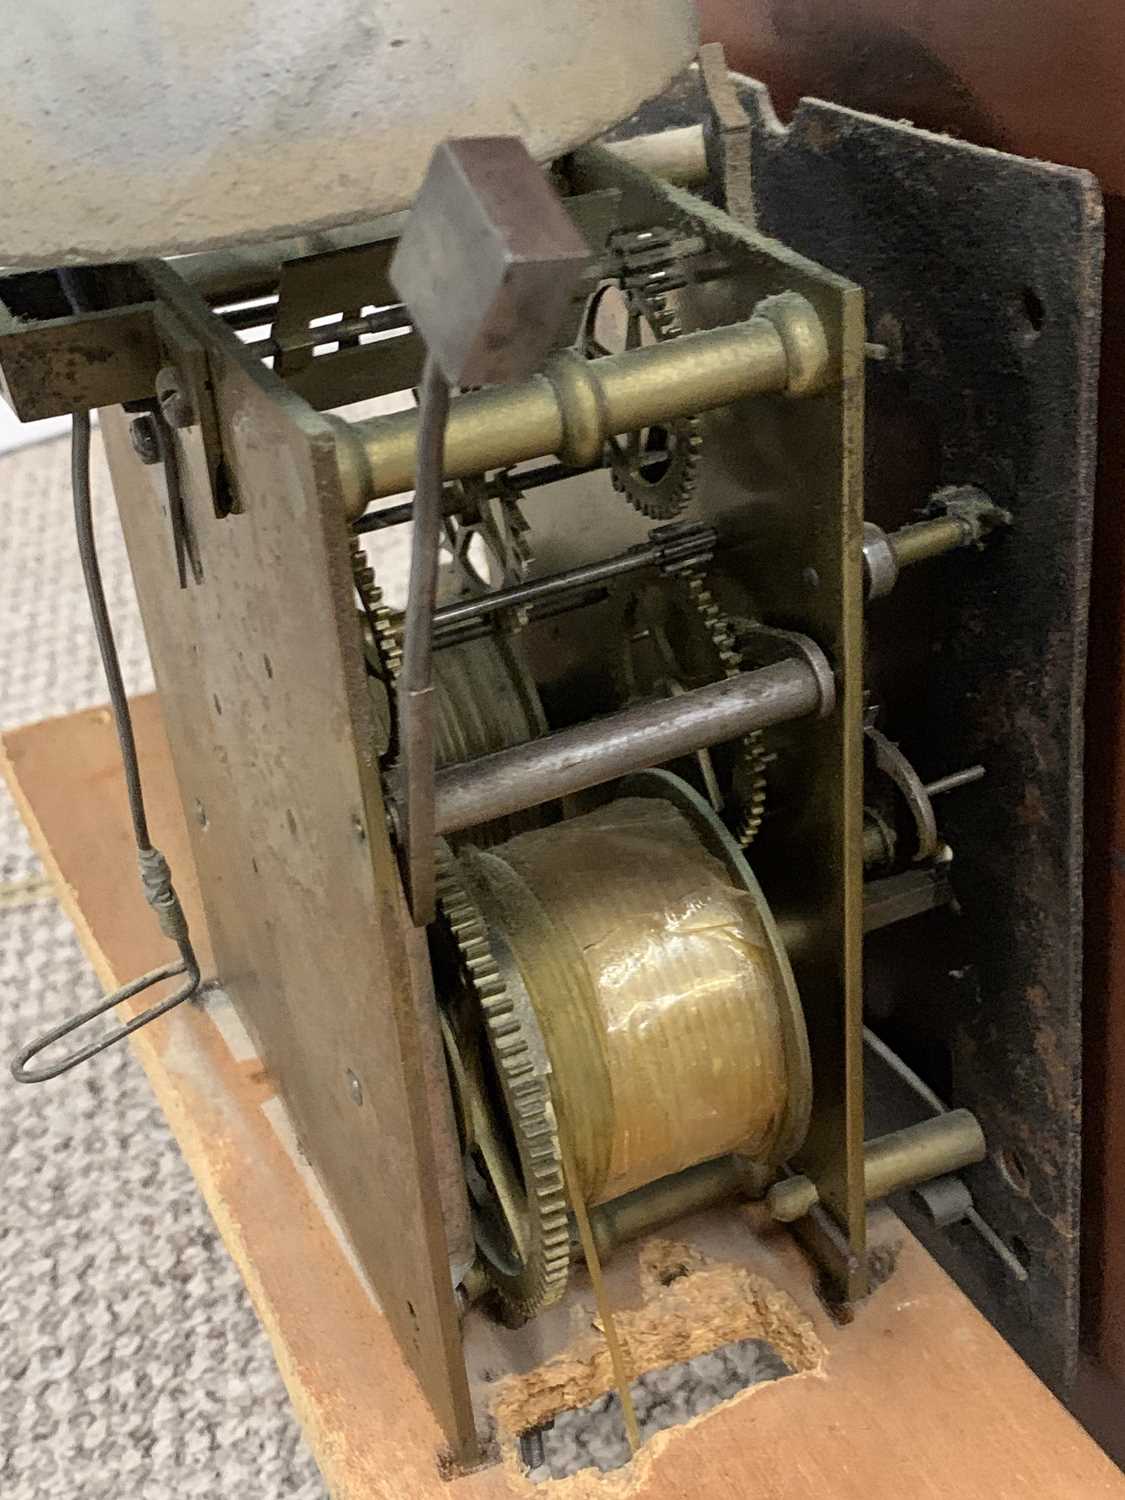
458,770 -> 812,1206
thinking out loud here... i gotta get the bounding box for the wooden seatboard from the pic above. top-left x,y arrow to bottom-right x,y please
3,696 -> 1123,1497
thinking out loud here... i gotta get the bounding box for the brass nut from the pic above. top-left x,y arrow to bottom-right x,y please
753,291 -> 830,397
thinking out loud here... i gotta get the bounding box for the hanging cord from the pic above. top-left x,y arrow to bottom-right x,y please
11,411 -> 202,1083
560,1133 -> 641,1456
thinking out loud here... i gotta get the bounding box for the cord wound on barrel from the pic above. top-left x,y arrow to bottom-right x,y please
463,798 -> 792,1207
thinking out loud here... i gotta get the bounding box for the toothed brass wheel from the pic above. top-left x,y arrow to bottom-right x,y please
433,844 -> 571,1323
353,535 -> 548,846
622,564 -> 770,846
583,227 -> 702,521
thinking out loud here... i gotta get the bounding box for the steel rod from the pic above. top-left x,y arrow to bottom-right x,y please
432,528 -> 715,631
219,297 -> 279,331
242,304 -> 410,361
925,764 -> 986,797
350,460 -> 605,535
426,655 -> 829,836
399,356 -> 451,924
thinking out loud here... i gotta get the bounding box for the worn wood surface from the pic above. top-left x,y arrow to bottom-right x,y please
4,695 -> 1124,1499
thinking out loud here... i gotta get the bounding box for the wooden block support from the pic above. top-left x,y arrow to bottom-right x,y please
4,696 -> 1124,1498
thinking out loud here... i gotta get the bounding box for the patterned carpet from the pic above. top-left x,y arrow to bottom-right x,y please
0,433 -> 327,1498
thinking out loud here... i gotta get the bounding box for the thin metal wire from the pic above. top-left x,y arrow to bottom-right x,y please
349,460 -> 604,536
398,354 -> 450,924
71,408 -> 149,847
11,411 -> 202,1083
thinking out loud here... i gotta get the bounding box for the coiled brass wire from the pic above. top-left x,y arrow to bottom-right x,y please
461,790 -> 805,1206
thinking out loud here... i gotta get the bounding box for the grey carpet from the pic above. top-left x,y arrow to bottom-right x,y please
0,433 -> 327,1498
526,1337 -> 792,1480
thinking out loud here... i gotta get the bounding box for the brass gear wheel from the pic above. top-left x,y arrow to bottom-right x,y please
433,843 -> 571,1323
626,562 -> 769,846
351,535 -> 548,846
350,534 -> 403,683
441,473 -> 533,603
584,227 -> 702,521
679,567 -> 768,846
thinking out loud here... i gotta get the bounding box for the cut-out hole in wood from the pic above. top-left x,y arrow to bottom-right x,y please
520,1336 -> 794,1479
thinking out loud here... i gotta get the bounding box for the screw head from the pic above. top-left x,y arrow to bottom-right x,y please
128,413 -> 162,465
155,364 -> 195,429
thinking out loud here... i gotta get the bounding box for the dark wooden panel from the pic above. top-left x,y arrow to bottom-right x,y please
697,5 -> 1116,1418
746,84 -> 1100,1398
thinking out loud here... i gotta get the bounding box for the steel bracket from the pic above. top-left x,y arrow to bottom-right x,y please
0,266 -> 161,420
152,297 -> 235,521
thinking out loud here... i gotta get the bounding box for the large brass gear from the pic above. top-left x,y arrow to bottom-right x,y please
350,534 -> 403,683
584,227 -> 702,521
433,843 -> 571,1323
625,562 -> 769,846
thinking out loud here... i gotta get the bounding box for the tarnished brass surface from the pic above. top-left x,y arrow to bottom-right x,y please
890,516 -> 973,570
101,263 -> 480,1461
766,1110 -> 987,1222
0,298 -> 161,419
554,141 -> 868,1295
434,845 -> 572,1323
458,778 -> 809,1210
335,307 -> 825,513
586,1155 -> 755,1261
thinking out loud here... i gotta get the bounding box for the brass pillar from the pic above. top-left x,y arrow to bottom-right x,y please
334,292 -> 828,515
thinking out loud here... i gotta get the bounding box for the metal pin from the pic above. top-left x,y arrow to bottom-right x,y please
925,765 -> 986,797
521,1427 -> 547,1470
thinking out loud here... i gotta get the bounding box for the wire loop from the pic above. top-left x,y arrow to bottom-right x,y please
11,954 -> 201,1083
9,409 -> 203,1083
